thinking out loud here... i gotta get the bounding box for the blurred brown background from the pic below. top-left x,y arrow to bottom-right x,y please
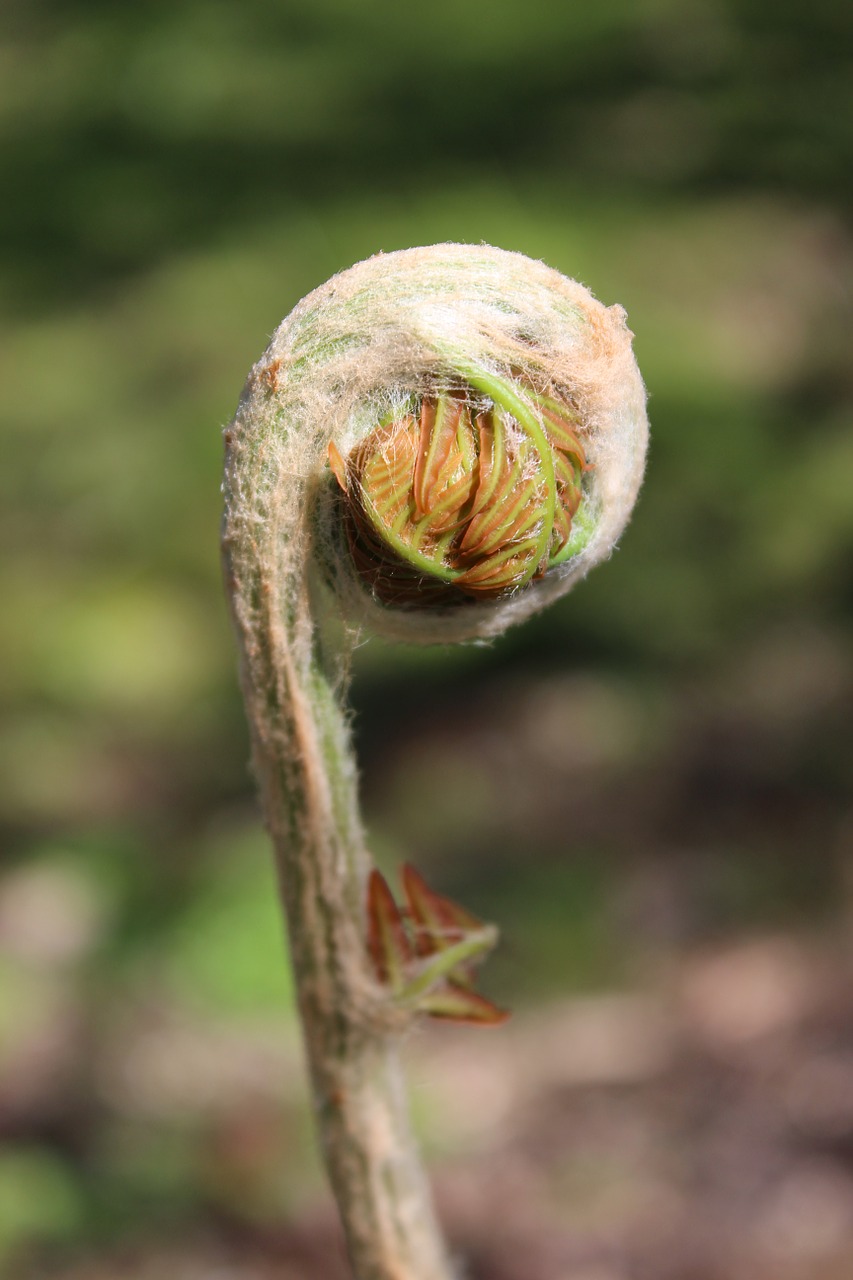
1,1 -> 852,1277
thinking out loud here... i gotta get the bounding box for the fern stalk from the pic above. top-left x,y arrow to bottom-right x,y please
221,242 -> 648,1279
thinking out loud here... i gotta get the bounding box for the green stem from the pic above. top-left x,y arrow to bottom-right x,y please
222,446 -> 455,1280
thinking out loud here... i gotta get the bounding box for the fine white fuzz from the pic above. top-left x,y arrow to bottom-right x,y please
222,243 -> 649,1280
227,242 -> 649,647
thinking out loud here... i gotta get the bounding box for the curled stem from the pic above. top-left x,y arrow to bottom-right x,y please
221,243 -> 648,1279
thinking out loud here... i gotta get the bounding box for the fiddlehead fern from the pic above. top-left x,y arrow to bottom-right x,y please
221,243 -> 648,1280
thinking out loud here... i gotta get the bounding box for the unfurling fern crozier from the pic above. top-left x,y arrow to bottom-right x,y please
222,243 -> 649,1280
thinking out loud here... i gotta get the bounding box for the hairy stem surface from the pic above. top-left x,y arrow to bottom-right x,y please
222,450 -> 454,1280
221,241 -> 648,1278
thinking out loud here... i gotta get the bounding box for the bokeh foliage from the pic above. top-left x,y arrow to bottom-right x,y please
1,0 -> 851,1273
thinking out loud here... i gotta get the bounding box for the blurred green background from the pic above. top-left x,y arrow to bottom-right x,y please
2,1 -> 852,1277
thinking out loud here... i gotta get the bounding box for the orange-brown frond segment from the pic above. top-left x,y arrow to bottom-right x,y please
402,863 -> 485,957
328,440 -> 348,491
419,985 -> 510,1025
366,869 -> 413,991
356,416 -> 420,532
